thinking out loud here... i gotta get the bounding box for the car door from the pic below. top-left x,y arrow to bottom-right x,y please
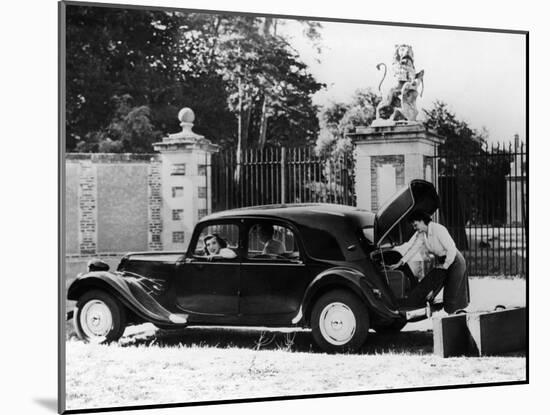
239,220 -> 310,321
176,221 -> 241,316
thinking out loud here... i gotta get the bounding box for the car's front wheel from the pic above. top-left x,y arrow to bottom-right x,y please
73,290 -> 127,344
311,289 -> 369,353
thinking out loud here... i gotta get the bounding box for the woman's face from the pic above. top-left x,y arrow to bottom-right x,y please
411,220 -> 429,233
205,238 -> 221,255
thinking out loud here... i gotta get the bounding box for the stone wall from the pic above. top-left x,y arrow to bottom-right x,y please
96,162 -> 149,252
65,154 -> 162,256
65,154 -> 160,278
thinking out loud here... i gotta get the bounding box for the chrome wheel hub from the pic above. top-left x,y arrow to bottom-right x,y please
319,302 -> 356,345
80,300 -> 113,342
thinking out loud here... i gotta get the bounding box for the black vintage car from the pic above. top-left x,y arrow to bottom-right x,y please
67,179 -> 442,353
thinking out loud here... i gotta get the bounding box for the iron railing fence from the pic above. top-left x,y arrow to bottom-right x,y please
211,147 -> 355,212
210,141 -> 527,276
433,140 -> 526,276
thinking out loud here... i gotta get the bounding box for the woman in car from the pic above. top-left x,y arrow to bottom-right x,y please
389,210 -> 470,314
203,234 -> 237,260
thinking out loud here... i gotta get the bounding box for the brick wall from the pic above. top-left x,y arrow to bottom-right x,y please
148,158 -> 163,250
78,162 -> 97,255
66,154 -> 158,260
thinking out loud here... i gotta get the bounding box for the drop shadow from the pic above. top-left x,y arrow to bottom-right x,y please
34,398 -> 57,412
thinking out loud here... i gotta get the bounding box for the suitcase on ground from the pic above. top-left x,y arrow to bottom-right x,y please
466,307 -> 526,356
433,307 -> 526,357
433,313 -> 469,357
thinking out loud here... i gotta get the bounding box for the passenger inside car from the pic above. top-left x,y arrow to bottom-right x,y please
258,224 -> 284,255
247,223 -> 301,260
203,234 -> 237,260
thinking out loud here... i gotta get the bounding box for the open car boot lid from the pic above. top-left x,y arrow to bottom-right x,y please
374,179 -> 440,247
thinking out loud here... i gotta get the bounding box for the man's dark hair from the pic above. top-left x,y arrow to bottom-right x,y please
258,224 -> 274,239
407,210 -> 432,224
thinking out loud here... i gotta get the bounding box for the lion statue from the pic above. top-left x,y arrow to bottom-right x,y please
389,76 -> 423,122
375,44 -> 424,122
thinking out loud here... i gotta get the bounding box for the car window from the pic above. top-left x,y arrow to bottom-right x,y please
193,223 -> 239,259
247,223 -> 300,261
298,225 -> 345,261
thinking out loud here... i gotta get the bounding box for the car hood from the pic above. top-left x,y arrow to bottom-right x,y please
374,180 -> 440,246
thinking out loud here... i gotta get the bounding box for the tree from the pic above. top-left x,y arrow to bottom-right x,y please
65,7 -> 323,154
423,101 -> 511,226
65,6 -> 235,152
209,15 -> 324,151
423,101 -> 486,160
316,88 -> 380,158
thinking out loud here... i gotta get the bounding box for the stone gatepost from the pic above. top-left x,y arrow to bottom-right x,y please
349,123 -> 444,212
153,108 -> 219,251
505,134 -> 526,225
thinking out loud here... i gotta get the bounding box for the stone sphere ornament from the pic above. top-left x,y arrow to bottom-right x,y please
178,107 -> 195,124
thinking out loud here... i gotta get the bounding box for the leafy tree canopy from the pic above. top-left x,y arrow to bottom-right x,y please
316,96 -> 490,162
66,5 -> 323,153
316,88 -> 380,158
423,101 -> 486,156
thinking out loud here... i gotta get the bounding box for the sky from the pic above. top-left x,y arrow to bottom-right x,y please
280,19 -> 526,144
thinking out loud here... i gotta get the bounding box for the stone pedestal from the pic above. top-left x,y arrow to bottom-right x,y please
505,145 -> 526,225
153,108 -> 219,250
348,123 -> 444,212
505,175 -> 526,225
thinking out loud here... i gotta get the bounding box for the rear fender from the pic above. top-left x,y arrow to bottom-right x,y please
297,267 -> 400,325
67,271 -> 186,326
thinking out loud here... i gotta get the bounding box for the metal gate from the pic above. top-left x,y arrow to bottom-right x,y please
211,147 -> 355,212
432,140 -> 527,276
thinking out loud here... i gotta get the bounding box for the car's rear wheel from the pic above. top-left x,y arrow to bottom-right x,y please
311,289 -> 369,353
74,290 -> 127,344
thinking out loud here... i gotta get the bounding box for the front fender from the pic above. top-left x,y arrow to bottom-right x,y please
67,271 -> 186,326
296,267 -> 400,325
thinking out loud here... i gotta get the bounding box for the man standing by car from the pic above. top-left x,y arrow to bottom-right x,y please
389,211 -> 470,314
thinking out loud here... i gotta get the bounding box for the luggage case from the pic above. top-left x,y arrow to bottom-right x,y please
433,312 -> 469,357
466,307 -> 526,356
433,307 -> 526,357
386,270 -> 410,299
